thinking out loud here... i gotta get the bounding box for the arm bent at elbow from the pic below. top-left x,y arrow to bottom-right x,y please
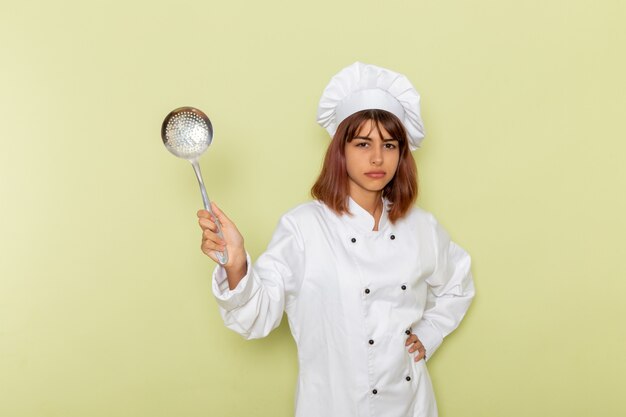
414,217 -> 475,360
208,214 -> 305,340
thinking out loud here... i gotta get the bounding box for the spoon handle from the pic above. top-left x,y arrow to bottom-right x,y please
191,160 -> 228,265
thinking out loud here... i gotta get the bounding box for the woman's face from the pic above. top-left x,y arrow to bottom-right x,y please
344,119 -> 400,200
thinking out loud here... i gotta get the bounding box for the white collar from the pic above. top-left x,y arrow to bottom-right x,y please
343,197 -> 390,233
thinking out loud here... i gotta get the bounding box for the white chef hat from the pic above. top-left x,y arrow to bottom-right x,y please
316,62 -> 425,150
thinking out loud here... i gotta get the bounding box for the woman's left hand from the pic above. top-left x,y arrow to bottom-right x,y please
405,333 -> 426,362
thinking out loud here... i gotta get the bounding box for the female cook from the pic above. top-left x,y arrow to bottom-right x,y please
197,62 -> 475,417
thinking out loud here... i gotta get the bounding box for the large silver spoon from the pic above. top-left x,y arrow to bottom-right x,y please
161,106 -> 228,265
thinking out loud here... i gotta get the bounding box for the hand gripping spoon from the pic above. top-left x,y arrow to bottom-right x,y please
161,107 -> 228,264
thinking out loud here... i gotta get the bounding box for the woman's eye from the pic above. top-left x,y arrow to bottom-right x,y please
385,143 -> 397,149
355,142 -> 369,147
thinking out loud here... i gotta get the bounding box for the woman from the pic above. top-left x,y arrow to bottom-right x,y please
197,62 -> 475,417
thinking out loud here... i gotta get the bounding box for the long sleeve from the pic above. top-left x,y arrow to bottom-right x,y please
211,214 -> 305,340
413,215 -> 475,361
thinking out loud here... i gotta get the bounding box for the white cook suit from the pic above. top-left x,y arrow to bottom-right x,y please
212,198 -> 475,417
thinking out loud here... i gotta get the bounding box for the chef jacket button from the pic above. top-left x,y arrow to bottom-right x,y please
390,234 -> 396,240
351,237 -> 356,243
406,376 -> 411,381
368,339 -> 374,345
365,288 -> 370,294
401,285 -> 407,290
405,329 -> 411,335
372,389 -> 378,395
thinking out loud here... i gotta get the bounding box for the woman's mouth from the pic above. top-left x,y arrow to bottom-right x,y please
365,171 -> 386,179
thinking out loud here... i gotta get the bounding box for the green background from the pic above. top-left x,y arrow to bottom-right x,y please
1,0 -> 625,416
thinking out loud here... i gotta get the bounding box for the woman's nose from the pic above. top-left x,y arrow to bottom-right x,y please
371,147 -> 383,165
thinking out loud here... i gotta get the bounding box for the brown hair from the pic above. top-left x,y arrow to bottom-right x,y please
311,109 -> 418,223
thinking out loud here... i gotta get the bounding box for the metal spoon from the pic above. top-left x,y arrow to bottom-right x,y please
161,106 -> 228,265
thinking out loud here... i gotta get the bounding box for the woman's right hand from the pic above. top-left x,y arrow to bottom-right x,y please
197,202 -> 247,287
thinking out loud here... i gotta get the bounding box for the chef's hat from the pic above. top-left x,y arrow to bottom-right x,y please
316,62 -> 425,150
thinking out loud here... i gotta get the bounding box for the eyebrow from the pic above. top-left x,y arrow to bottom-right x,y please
353,136 -> 398,142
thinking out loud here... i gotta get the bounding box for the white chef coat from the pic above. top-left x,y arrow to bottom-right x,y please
212,198 -> 475,417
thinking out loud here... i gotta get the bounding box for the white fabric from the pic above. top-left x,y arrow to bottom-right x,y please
335,89 -> 406,125
212,199 -> 475,417
317,62 -> 426,150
